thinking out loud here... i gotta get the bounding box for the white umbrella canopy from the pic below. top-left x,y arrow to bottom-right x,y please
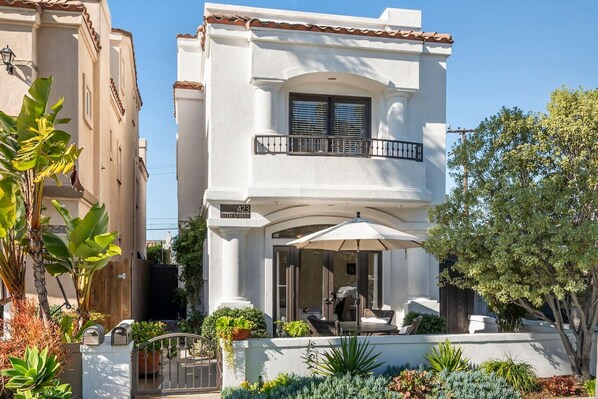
287,212 -> 423,250
287,212 -> 424,327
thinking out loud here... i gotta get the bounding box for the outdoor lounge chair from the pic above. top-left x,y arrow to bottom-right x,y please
306,315 -> 339,336
363,308 -> 395,325
396,315 -> 423,335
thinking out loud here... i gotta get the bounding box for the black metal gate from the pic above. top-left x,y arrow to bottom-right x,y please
132,333 -> 221,397
149,265 -> 180,320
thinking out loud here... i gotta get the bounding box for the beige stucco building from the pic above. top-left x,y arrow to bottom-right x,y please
0,0 -> 148,323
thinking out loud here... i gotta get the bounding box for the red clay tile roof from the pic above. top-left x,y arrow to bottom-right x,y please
177,33 -> 197,39
0,0 -> 101,52
109,78 -> 125,116
173,81 -> 204,91
204,14 -> 453,44
112,28 -> 143,108
172,81 -> 204,118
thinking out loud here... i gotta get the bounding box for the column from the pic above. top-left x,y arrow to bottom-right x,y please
220,227 -> 251,307
252,79 -> 283,134
385,89 -> 413,140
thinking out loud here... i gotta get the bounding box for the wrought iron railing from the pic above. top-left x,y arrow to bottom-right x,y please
254,135 -> 423,162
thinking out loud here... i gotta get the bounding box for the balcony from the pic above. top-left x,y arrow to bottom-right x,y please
254,135 -> 423,162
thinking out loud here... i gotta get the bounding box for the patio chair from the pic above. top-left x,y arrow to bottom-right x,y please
306,315 -> 339,336
363,308 -> 395,325
396,315 -> 423,335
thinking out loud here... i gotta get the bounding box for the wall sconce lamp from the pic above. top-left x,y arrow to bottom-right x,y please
1,45 -> 16,75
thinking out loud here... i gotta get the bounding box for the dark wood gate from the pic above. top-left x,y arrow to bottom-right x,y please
439,257 -> 474,333
149,264 -> 179,320
132,333 -> 221,397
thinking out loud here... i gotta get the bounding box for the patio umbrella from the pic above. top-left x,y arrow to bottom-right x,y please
287,211 -> 423,326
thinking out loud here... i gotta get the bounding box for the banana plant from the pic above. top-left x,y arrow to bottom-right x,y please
0,77 -> 82,322
43,200 -> 120,327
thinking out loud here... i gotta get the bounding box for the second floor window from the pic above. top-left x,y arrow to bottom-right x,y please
290,93 -> 370,138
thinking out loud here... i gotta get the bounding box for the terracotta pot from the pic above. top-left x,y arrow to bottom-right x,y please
138,350 -> 161,375
232,328 -> 251,340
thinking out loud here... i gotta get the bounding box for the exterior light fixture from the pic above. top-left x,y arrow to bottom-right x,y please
0,45 -> 16,75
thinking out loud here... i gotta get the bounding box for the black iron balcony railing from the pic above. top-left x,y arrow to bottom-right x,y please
254,135 -> 423,162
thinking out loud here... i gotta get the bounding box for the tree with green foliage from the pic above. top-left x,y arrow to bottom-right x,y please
0,77 -> 82,322
425,88 -> 598,380
172,215 -> 206,313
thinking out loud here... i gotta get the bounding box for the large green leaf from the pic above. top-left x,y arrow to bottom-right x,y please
68,203 -> 109,253
0,178 -> 18,238
45,263 -> 70,277
50,200 -> 78,233
16,77 -> 52,140
42,231 -> 70,259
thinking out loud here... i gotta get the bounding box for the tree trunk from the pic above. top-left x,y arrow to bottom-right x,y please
29,228 -> 52,324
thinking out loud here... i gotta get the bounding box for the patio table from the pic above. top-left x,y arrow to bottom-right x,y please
338,321 -> 397,336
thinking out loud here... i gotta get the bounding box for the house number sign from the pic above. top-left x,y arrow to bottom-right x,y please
220,204 -> 251,219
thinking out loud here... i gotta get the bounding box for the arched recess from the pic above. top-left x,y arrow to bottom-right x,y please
284,67 -> 393,91
262,207 -> 410,327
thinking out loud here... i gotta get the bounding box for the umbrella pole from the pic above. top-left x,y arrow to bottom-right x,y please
356,239 -> 360,327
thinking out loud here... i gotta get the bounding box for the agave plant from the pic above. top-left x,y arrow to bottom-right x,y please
425,339 -> 470,373
1,346 -> 72,399
317,334 -> 384,376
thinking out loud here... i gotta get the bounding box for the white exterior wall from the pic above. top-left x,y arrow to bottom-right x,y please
175,3 -> 451,329
223,333 -> 598,387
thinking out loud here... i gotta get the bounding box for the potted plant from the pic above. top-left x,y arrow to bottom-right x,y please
132,321 -> 167,375
276,320 -> 310,337
216,316 -> 253,366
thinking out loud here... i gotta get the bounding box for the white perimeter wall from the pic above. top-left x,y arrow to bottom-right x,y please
223,333 -> 598,388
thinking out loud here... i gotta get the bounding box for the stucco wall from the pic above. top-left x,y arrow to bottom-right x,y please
224,333 -> 598,388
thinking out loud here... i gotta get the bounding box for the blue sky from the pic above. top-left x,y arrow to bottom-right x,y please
109,0 -> 598,240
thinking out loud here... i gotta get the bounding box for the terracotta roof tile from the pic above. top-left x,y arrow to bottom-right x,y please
112,28 -> 143,108
1,0 -> 101,52
109,78 -> 125,116
173,81 -> 204,118
204,14 -> 453,44
173,81 -> 204,91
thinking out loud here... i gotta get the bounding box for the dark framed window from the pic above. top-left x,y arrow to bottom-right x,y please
289,93 -> 371,138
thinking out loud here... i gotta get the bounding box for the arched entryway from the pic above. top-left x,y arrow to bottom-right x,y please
271,225 -> 382,325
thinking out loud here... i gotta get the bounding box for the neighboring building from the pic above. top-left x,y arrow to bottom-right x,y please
175,3 -> 452,331
0,0 -> 148,323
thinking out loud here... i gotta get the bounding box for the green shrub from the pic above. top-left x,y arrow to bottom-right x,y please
131,321 -> 167,350
584,378 -> 595,396
201,307 -> 267,341
222,374 -> 401,399
488,302 -> 526,332
402,312 -> 447,334
425,340 -> 470,373
277,320 -> 310,337
177,310 -> 205,335
317,334 -> 383,376
480,357 -> 538,394
433,370 -> 522,399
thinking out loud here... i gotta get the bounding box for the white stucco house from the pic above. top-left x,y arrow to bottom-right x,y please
174,3 -> 452,332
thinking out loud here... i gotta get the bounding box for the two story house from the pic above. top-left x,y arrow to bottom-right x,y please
175,3 -> 452,330
0,0 -> 148,326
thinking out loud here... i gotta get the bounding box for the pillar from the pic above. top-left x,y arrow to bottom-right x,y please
252,79 -> 283,134
220,227 -> 252,308
385,89 -> 413,140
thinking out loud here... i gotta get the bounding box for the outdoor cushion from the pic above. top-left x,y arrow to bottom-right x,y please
360,317 -> 391,324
